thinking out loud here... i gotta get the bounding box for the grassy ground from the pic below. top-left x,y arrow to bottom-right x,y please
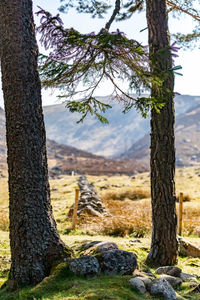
0,167 -> 200,299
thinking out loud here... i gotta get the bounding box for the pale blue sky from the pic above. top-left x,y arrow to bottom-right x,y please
1,0 -> 200,107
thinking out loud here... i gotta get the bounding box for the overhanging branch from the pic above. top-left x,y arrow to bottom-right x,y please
105,0 -> 121,30
167,0 -> 200,22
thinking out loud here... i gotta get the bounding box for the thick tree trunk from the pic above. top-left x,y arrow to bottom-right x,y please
146,0 -> 178,266
0,0 -> 70,289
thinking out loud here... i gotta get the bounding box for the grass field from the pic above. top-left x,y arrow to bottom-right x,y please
0,167 -> 200,299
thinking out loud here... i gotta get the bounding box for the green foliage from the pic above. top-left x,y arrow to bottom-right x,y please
65,98 -> 111,123
59,0 -> 111,18
37,8 -> 160,122
168,0 -> 200,48
59,0 -> 145,20
37,3 -> 180,123
174,30 -> 200,49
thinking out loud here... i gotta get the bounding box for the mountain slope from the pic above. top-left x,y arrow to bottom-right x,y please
43,95 -> 200,157
0,107 -> 147,176
121,104 -> 200,167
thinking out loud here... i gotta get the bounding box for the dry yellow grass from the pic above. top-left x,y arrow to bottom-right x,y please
0,167 -> 200,237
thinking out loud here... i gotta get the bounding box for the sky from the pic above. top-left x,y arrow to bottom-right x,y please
0,0 -> 200,107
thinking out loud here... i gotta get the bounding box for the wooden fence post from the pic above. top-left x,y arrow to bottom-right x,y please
72,188 -> 79,230
178,192 -> 183,236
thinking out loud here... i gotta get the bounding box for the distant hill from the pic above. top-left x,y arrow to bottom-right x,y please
46,139 -> 147,177
43,95 -> 200,158
0,107 -> 147,176
1,94 -> 200,173
120,103 -> 200,167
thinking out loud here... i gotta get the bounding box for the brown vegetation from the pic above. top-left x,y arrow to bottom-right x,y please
0,167 -> 200,238
102,188 -> 150,201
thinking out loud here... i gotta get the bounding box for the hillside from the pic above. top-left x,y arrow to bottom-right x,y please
43,96 -> 149,157
46,139 -> 147,176
1,94 -> 200,171
0,107 -> 147,176
121,104 -> 200,167
43,94 -> 200,158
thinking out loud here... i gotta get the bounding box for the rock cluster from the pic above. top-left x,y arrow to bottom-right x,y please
60,239 -> 200,299
68,176 -> 110,217
68,241 -> 137,277
129,265 -> 198,300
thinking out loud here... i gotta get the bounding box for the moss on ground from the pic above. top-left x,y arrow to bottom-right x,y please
0,234 -> 200,299
1,168 -> 200,299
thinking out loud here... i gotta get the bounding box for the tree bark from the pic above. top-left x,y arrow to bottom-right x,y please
146,0 -> 178,266
0,0 -> 71,289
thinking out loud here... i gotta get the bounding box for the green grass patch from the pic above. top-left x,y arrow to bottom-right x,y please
0,264 -> 151,300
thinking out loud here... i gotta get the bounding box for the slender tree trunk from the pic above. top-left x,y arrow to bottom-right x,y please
146,0 -> 178,266
0,0 -> 71,289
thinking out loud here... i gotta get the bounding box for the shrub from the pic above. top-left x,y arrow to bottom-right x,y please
102,188 -> 150,201
79,199 -> 152,237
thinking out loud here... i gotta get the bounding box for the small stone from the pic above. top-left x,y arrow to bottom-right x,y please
138,276 -> 153,291
82,241 -> 102,251
180,272 -> 197,282
159,274 -> 182,287
150,278 -> 177,300
129,277 -> 146,294
143,269 -> 156,278
69,256 -> 100,278
97,242 -> 118,253
155,266 -> 182,277
82,241 -> 118,256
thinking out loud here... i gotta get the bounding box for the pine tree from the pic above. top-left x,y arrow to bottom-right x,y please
0,0 -> 71,289
38,0 -> 179,266
146,0 -> 178,266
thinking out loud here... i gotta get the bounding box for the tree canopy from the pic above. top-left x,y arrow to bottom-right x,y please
37,1 -> 180,123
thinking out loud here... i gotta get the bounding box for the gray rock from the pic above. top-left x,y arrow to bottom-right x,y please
180,272 -> 197,282
156,266 -> 182,277
81,241 -> 119,256
97,242 -> 118,253
69,256 -> 100,278
135,276 -> 153,291
129,277 -> 146,294
68,176 -> 110,217
143,269 -> 156,278
82,241 -> 102,251
159,274 -> 182,287
178,236 -> 200,258
150,278 -> 177,300
100,249 -> 137,275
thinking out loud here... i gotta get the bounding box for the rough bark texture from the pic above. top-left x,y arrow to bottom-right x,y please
0,0 -> 70,289
146,0 -> 178,266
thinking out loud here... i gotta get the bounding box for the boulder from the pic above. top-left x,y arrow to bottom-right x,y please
81,241 -> 118,256
100,249 -> 137,275
150,278 -> 177,300
97,242 -> 119,253
69,256 -> 100,278
155,266 -> 182,277
159,275 -> 182,287
178,236 -> 200,258
129,277 -> 146,294
180,272 -> 197,282
139,276 -> 153,291
131,275 -> 153,291
82,241 -> 102,251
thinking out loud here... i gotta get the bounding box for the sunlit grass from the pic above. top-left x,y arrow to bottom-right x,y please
0,167 -> 200,299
